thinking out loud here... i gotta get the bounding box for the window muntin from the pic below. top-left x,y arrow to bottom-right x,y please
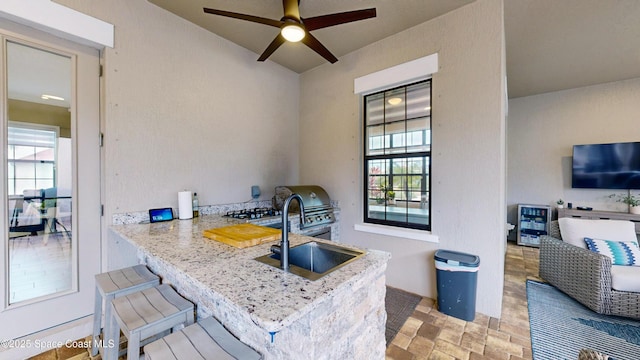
364,80 -> 431,230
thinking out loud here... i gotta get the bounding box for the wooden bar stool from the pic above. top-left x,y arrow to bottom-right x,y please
144,316 -> 262,360
92,265 -> 160,356
105,284 -> 195,360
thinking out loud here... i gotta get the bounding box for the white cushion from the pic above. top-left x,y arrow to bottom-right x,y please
558,218 -> 637,249
611,265 -> 640,292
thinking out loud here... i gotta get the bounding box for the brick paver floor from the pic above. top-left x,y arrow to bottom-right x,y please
386,242 -> 540,360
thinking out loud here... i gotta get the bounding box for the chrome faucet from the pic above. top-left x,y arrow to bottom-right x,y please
270,193 -> 306,270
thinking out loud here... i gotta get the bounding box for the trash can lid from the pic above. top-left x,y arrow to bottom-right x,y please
434,249 -> 480,267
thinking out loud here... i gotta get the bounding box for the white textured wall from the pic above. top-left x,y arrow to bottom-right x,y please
299,0 -> 506,317
56,0 -> 300,218
58,0 -> 506,317
507,78 -> 640,225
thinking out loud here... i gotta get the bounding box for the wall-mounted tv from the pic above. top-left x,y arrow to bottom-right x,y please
572,141 -> 640,189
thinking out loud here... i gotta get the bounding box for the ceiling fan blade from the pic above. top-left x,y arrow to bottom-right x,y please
304,8 -> 376,31
282,0 -> 301,20
203,8 -> 283,28
257,34 -> 286,62
301,32 -> 338,63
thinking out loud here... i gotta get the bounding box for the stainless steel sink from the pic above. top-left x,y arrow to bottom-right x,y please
254,241 -> 365,281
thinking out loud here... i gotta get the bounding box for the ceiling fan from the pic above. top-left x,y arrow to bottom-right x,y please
203,0 -> 376,64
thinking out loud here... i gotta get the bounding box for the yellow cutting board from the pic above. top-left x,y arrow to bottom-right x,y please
203,223 -> 281,248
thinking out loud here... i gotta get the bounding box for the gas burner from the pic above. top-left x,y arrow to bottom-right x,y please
224,207 -> 282,220
225,210 -> 249,219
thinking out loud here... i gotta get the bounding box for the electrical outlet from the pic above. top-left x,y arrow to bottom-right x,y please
251,185 -> 260,199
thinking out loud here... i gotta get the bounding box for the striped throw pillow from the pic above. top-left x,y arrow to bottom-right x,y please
584,237 -> 640,266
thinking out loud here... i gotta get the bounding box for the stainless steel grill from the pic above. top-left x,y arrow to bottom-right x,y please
273,185 -> 335,228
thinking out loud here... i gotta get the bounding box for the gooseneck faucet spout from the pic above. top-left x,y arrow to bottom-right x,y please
272,193 -> 305,271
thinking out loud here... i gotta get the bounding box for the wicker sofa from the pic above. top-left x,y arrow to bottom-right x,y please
578,349 -> 612,360
539,220 -> 640,319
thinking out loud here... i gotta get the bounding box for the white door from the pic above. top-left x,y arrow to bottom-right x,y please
0,21 -> 101,340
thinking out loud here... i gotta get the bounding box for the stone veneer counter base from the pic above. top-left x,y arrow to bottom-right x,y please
109,215 -> 390,359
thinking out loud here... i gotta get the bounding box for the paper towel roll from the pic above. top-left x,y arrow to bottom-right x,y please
178,191 -> 193,220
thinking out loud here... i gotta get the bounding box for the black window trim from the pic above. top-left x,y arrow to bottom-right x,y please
362,79 -> 432,231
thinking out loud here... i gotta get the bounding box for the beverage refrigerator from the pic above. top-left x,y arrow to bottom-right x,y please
517,204 -> 551,247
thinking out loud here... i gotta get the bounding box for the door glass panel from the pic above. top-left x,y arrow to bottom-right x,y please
6,40 -> 73,304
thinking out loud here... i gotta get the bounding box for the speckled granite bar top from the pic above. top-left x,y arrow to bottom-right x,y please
109,215 -> 390,333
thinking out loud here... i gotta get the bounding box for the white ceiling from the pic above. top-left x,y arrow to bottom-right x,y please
147,0 -> 640,99
505,0 -> 640,98
148,0 -> 475,74
10,0 -> 640,104
7,41 -> 71,108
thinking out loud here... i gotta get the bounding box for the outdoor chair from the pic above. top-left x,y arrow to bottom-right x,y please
9,189 -> 46,236
539,219 -> 640,319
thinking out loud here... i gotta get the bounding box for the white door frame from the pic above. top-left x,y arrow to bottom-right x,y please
0,20 -> 102,358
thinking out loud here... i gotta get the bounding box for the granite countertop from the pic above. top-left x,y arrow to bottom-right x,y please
109,215 -> 390,333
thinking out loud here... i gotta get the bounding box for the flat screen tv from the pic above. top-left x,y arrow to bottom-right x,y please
572,141 -> 640,189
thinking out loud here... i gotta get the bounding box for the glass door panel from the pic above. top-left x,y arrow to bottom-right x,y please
6,40 -> 73,304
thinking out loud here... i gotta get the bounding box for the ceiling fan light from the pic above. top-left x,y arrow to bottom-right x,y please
281,24 -> 305,42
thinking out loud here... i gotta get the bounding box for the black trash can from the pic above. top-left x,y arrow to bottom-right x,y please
434,249 -> 480,321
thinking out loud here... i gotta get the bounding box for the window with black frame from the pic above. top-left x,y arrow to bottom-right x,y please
364,80 -> 431,230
